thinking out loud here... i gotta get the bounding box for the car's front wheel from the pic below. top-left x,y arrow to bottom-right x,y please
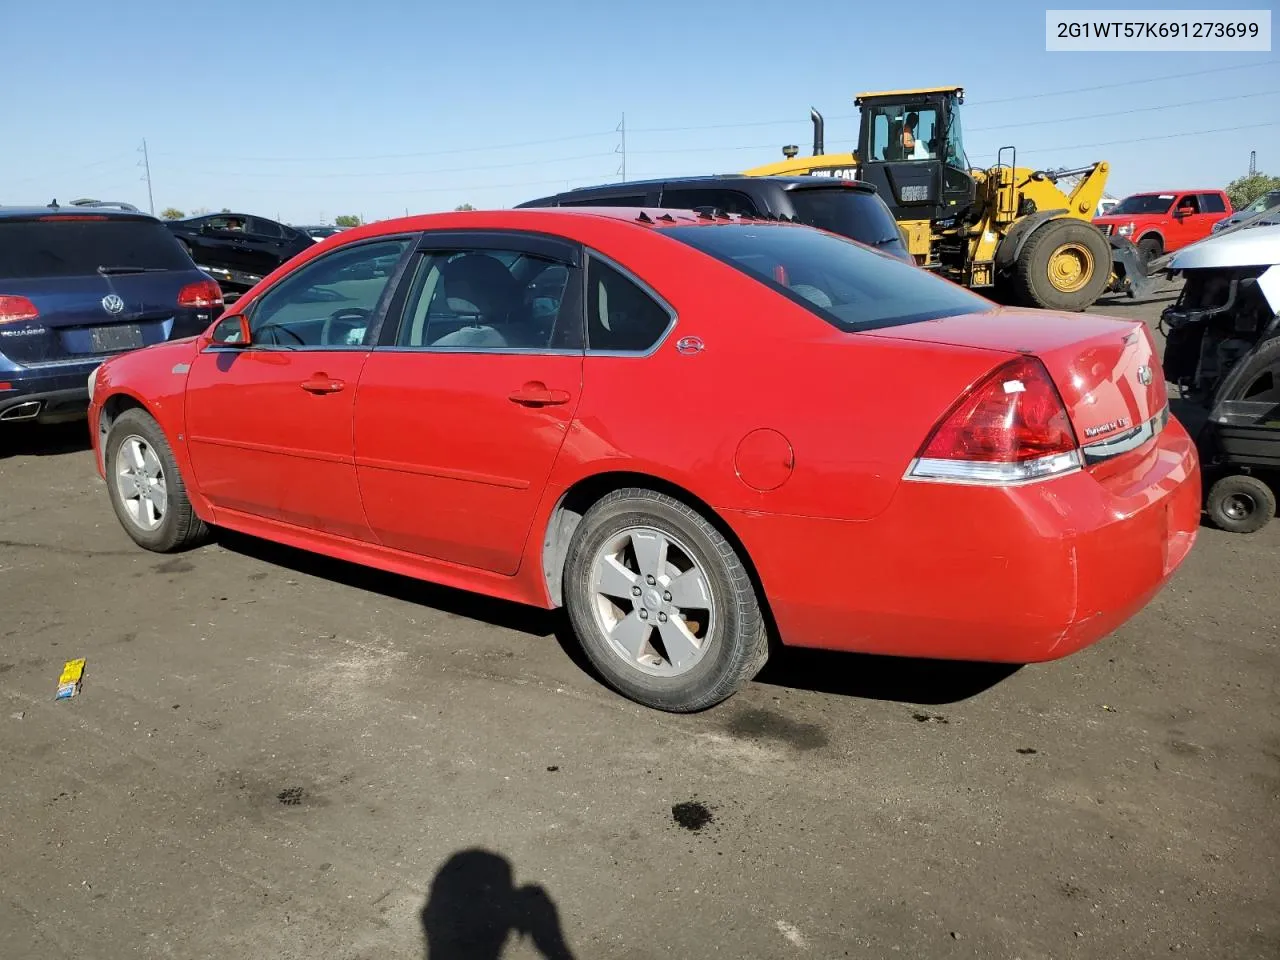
104,408 -> 209,552
563,488 -> 769,712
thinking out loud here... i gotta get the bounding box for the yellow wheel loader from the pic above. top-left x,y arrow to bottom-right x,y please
743,87 -> 1150,311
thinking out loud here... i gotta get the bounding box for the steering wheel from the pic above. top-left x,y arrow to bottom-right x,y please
321,307 -> 372,346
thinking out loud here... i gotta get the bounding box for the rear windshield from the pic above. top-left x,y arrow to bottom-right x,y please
787,187 -> 906,255
664,222 -> 991,331
0,218 -> 192,279
1112,194 -> 1174,215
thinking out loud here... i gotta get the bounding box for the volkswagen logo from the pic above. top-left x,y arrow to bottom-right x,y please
1136,364 -> 1153,386
101,294 -> 125,315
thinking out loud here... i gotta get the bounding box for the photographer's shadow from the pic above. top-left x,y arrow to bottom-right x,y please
421,848 -> 575,960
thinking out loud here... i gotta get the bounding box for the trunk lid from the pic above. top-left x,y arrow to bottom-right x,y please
0,271 -> 199,364
0,215 -> 203,365
865,307 -> 1168,453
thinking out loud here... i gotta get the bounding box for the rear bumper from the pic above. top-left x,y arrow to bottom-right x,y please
0,368 -> 95,422
729,419 -> 1201,663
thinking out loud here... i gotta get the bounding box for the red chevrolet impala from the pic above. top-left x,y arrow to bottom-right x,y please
87,208 -> 1200,712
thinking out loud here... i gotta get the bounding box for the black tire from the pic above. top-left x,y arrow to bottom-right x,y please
1206,474 -> 1276,534
563,488 -> 769,712
104,408 -> 210,552
1136,236 -> 1163,265
1012,218 -> 1111,311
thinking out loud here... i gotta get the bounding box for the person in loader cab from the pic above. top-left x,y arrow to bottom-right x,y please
902,113 -> 919,155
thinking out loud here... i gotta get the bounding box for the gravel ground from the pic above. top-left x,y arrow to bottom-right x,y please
1,284 -> 1276,960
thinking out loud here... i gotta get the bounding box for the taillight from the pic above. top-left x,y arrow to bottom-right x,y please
907,356 -> 1082,485
0,295 -> 39,324
177,278 -> 223,309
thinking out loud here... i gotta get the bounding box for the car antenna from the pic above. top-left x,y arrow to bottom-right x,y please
636,211 -> 654,223
48,198 -> 58,209
657,213 -> 676,222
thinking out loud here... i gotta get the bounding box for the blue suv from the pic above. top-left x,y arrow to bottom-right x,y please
0,203 -> 224,425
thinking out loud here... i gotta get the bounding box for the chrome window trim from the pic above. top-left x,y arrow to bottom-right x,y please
202,233 -> 419,354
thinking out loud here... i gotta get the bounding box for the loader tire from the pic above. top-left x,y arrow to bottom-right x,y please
1013,218 -> 1111,312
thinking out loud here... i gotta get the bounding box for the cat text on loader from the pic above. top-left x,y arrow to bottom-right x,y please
743,87 -> 1149,311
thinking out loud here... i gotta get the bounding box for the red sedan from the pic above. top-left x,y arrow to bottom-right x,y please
88,208 -> 1200,712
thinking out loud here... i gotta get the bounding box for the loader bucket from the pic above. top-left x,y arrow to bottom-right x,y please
1106,235 -> 1159,300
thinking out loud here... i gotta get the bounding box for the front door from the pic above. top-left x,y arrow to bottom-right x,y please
355,232 -> 585,575
183,235 -> 416,540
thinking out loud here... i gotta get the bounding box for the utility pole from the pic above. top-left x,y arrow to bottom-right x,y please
616,113 -> 626,182
138,139 -> 155,215
1249,150 -> 1257,175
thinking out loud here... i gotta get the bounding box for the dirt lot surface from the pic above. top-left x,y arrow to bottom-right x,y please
2,285 -> 1277,960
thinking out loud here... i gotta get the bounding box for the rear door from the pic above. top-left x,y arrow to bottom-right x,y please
0,215 -> 206,364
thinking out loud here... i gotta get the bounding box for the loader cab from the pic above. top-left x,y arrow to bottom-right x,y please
854,87 -> 975,224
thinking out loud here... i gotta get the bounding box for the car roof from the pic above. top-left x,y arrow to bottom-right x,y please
1126,189 -> 1224,196
526,174 -> 876,198
0,205 -> 160,222
332,207 -> 805,242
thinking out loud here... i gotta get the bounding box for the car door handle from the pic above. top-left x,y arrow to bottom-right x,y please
301,375 -> 345,394
509,382 -> 571,407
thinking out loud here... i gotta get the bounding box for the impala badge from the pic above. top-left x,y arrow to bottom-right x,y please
1084,417 -> 1129,439
101,294 -> 125,315
1136,364 -> 1153,386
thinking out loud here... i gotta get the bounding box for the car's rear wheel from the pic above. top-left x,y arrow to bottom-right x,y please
563,488 -> 769,712
105,408 -> 209,552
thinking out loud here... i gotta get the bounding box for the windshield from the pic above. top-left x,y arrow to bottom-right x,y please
786,188 -> 910,260
1112,194 -> 1175,215
0,218 -> 192,279
664,222 -> 991,332
1241,191 -> 1280,214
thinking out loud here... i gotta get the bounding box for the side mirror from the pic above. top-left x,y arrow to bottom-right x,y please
1177,206 -> 1195,218
208,313 -> 251,347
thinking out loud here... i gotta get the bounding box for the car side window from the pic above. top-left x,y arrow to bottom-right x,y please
1178,194 -> 1201,214
208,215 -> 247,233
660,188 -> 761,217
393,248 -> 580,352
1199,193 -> 1227,214
249,217 -> 285,239
242,238 -> 412,348
585,256 -> 673,354
558,194 -> 649,207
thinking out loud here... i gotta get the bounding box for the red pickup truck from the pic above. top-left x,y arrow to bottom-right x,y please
1092,189 -> 1232,263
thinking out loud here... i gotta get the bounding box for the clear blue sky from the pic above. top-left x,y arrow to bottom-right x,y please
2,0 -> 1275,223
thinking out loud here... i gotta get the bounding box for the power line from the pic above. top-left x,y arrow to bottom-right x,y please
627,59 -> 1278,134
969,120 -> 1280,160
227,172 -> 618,197
969,58 -> 1276,106
156,129 -> 617,165
2,153 -> 135,187
967,89 -> 1280,133
176,150 -> 616,180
